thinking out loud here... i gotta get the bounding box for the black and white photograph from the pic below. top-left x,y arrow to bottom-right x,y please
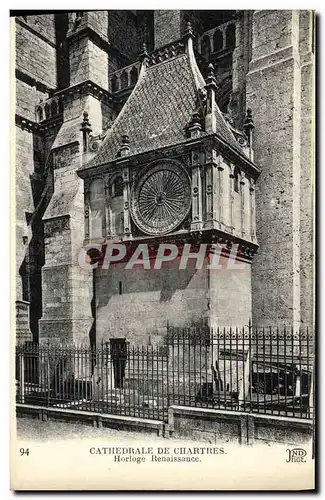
10,8 -> 315,491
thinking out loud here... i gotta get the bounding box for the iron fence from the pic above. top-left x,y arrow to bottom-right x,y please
16,325 -> 314,422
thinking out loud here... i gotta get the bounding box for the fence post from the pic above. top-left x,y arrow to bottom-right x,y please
239,348 -> 251,409
18,351 -> 25,404
309,343 -> 314,420
238,321 -> 251,410
47,351 -> 50,407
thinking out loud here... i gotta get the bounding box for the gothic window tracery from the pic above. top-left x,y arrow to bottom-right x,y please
201,35 -> 211,60
234,167 -> 240,194
109,176 -> 124,235
44,103 -> 50,120
213,29 -> 223,52
111,75 -> 118,93
130,66 -> 138,86
89,178 -> 105,238
36,106 -> 43,122
226,24 -> 236,48
121,70 -> 128,89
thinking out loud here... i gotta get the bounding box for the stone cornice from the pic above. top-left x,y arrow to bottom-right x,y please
85,227 -> 258,267
146,39 -> 186,68
39,115 -> 64,133
77,133 -> 260,180
15,114 -> 63,134
16,69 -> 55,94
248,45 -> 298,75
15,114 -> 39,133
15,17 -> 57,49
54,79 -> 113,106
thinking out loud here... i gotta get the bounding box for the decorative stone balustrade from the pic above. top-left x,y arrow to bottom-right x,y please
35,96 -> 63,123
108,61 -> 141,93
146,40 -> 185,67
198,20 -> 236,59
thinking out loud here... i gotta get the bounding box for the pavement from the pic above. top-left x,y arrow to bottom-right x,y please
16,416 -> 166,442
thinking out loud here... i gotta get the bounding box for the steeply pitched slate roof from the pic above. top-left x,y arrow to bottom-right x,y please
81,52 -> 241,171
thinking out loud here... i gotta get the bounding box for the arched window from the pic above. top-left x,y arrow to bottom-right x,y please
120,70 -> 128,89
201,35 -> 211,60
44,103 -> 50,120
111,75 -> 118,93
109,176 -> 124,235
58,97 -> 64,114
89,178 -> 105,238
36,106 -> 43,122
234,168 -> 240,194
213,29 -> 223,53
130,66 -> 138,86
50,99 -> 58,117
226,24 -> 236,48
110,176 -> 123,198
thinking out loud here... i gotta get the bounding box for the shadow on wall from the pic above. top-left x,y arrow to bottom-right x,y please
96,262 -> 201,309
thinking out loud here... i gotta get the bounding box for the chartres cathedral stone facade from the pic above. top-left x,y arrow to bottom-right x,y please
14,10 -> 314,346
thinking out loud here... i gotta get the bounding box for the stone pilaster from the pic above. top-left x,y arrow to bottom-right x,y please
247,10 -> 305,327
217,156 -> 225,229
249,178 -> 256,242
190,151 -> 203,231
229,10 -> 252,128
84,178 -> 91,240
240,171 -> 246,238
39,148 -> 93,345
122,165 -> 131,238
204,149 -> 219,229
229,164 -> 235,234
299,11 -> 315,328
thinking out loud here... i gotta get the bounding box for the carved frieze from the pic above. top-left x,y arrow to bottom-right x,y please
44,217 -> 70,238
53,144 -> 80,170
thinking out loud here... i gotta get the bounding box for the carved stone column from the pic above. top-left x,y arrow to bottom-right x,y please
103,173 -> 111,237
240,171 -> 246,238
84,179 -> 90,240
217,156 -> 225,229
204,149 -> 219,229
229,164 -> 235,234
190,151 -> 203,231
249,178 -> 256,241
122,165 -> 131,238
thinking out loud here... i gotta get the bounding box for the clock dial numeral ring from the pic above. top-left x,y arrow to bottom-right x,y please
130,162 -> 191,235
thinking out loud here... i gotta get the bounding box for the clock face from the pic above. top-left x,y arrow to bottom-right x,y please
130,162 -> 191,235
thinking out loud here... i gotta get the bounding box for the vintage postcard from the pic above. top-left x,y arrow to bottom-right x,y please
10,8 -> 315,490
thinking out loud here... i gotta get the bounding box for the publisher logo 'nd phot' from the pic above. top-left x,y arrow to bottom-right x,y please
286,448 -> 307,463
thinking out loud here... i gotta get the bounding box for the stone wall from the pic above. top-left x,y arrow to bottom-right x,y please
95,252 -> 252,342
15,20 -> 57,89
167,405 -> 313,446
18,14 -> 56,44
95,259 -> 209,344
247,11 -> 310,327
15,15 -> 58,343
107,10 -> 138,61
298,11 -> 314,328
15,126 -> 36,298
209,260 -> 252,329
69,37 -> 109,88
16,79 -> 49,122
154,11 -> 182,49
